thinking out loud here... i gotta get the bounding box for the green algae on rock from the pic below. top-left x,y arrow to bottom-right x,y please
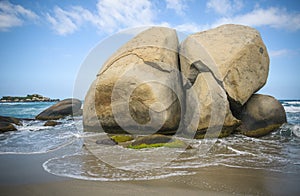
128,134 -> 189,149
110,135 -> 134,143
128,139 -> 188,149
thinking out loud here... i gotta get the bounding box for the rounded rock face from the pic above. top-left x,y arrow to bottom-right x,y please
83,27 -> 183,134
36,98 -> 82,120
238,94 -> 287,137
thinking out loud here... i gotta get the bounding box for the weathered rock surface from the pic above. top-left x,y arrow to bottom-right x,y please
180,26 -> 241,137
180,24 -> 269,109
84,27 -> 183,134
83,81 -> 102,132
237,94 -> 287,137
0,115 -> 22,133
185,73 -> 240,138
36,98 -> 82,120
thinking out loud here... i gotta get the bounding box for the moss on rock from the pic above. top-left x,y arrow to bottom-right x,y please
110,135 -> 134,143
128,139 -> 187,149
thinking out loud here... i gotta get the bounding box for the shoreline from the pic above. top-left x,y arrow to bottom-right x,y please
1,152 -> 299,195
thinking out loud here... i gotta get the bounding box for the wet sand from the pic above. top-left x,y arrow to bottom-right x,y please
0,153 -> 299,195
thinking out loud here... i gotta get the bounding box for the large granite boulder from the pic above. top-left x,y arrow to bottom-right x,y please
180,26 -> 241,138
0,115 -> 22,133
237,94 -> 287,137
36,98 -> 82,120
83,27 -> 183,134
180,24 -> 269,111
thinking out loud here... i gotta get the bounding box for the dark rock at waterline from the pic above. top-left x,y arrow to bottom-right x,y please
96,138 -> 117,146
0,122 -> 17,133
0,115 -> 22,126
131,134 -> 174,146
237,94 -> 287,137
43,120 -> 61,127
36,98 -> 82,120
0,115 -> 22,133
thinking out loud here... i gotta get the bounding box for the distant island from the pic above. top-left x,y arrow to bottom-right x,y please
0,94 -> 60,103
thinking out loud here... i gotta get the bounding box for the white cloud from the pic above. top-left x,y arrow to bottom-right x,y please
47,0 -> 155,35
206,0 -> 243,16
96,0 -> 154,33
269,49 -> 297,58
0,0 -> 38,31
165,0 -> 188,16
212,7 -> 300,31
173,23 -> 208,33
46,6 -> 97,35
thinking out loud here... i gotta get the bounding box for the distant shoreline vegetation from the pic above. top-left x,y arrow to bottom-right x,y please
0,94 -> 60,103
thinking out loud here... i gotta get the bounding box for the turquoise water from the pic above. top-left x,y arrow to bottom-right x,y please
0,102 -> 56,119
0,101 -> 299,181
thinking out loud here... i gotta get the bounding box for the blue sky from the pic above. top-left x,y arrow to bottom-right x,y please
0,0 -> 299,100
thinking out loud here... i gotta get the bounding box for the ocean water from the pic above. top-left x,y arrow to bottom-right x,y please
0,101 -> 299,181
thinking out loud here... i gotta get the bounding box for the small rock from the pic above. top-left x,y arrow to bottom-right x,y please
0,115 -> 22,133
0,115 -> 22,126
0,122 -> 17,133
44,120 -> 61,126
132,134 -> 174,146
110,135 -> 134,143
96,138 -> 117,146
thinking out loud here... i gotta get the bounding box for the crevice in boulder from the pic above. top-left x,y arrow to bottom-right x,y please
227,94 -> 243,119
144,61 -> 172,73
186,60 -> 224,90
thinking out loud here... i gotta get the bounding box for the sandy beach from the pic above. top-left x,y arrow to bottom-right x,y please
1,152 -> 299,196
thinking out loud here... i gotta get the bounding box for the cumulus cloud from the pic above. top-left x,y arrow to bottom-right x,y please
96,0 -> 154,32
47,0 -> 155,35
206,0 -> 243,16
0,0 -> 38,31
212,7 -> 300,31
269,49 -> 297,58
165,0 -> 188,16
46,6 -> 97,35
173,23 -> 209,33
